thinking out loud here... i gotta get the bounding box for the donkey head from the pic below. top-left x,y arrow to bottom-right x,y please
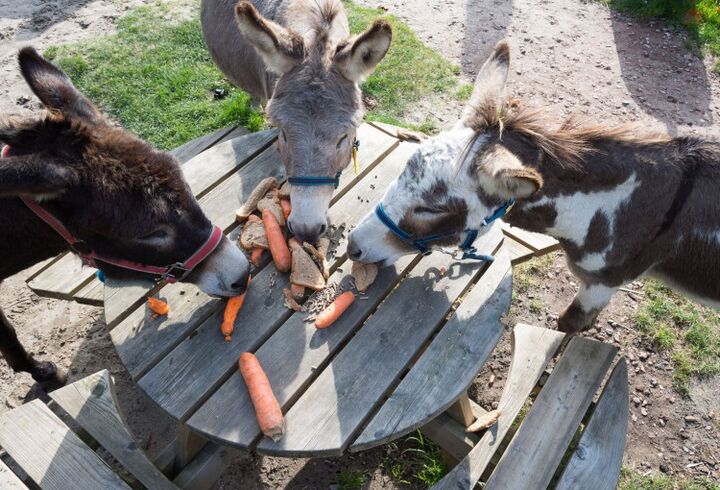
235,1 -> 392,243
348,41 -> 543,266
0,48 -> 250,296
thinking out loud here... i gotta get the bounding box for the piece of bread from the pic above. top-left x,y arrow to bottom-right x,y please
289,241 -> 326,291
278,180 -> 292,198
240,218 -> 268,250
235,177 -> 277,222
352,261 -> 378,292
257,195 -> 285,226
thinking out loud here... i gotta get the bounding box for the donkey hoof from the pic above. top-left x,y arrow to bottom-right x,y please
557,305 -> 594,334
32,361 -> 67,389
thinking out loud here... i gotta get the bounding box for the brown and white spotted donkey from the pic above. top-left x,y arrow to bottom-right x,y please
0,48 -> 250,386
348,40 -> 720,334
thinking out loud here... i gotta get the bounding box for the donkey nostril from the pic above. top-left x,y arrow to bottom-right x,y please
347,241 -> 363,261
287,221 -> 295,235
231,281 -> 244,290
319,224 -> 327,235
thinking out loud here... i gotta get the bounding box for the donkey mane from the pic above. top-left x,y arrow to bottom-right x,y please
463,97 -> 673,170
287,0 -> 344,56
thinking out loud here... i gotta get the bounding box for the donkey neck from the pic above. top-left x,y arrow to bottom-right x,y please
0,197 -> 67,280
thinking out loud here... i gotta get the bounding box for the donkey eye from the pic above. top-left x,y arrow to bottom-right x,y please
138,229 -> 169,242
414,206 -> 443,215
336,134 -> 348,149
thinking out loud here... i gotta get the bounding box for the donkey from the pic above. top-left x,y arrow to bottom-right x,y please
0,48 -> 250,386
201,0 -> 392,243
348,41 -> 720,334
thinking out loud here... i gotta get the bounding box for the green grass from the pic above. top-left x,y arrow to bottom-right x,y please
344,0 -> 462,128
336,469 -> 366,490
633,280 -> 720,396
619,467 -> 720,490
603,0 -> 720,68
47,1 -> 264,150
383,431 -> 447,487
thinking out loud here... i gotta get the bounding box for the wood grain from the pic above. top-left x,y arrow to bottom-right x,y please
0,400 -> 130,490
49,370 -> 176,490
484,336 -> 617,490
0,459 -> 27,489
555,358 -> 629,490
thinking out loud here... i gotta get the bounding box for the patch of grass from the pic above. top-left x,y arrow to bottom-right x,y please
632,280 -> 720,396
48,0 -> 263,150
618,467 -> 720,490
528,298 -> 546,314
344,0 -> 461,127
513,253 -> 555,295
383,430 -> 447,487
603,0 -> 720,64
456,83 -> 474,101
336,469 -> 366,490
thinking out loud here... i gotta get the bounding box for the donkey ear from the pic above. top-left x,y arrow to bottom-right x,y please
474,144 -> 543,199
462,40 -> 510,120
334,20 -> 392,83
18,47 -> 101,121
0,154 -> 76,198
234,1 -> 304,75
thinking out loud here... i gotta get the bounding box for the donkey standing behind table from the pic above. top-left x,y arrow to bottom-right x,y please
348,41 -> 720,333
201,0 -> 392,243
0,48 -> 250,386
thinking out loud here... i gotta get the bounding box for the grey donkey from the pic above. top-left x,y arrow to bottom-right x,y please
201,0 -> 392,243
348,41 -> 720,334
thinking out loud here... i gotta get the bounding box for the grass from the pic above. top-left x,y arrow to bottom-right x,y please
383,431 -> 447,487
603,0 -> 720,69
344,0 -> 462,128
618,467 -> 720,490
633,280 -> 720,396
47,1 -> 263,150
336,469 -> 366,490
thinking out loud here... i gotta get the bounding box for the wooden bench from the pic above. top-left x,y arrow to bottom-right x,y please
0,370 -> 181,489
429,323 -> 629,490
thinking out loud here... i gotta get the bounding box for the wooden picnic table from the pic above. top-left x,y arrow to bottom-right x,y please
101,122 -> 520,458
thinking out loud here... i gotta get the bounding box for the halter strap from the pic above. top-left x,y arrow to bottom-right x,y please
375,198 -> 515,262
286,138 -> 361,189
3,142 -> 224,282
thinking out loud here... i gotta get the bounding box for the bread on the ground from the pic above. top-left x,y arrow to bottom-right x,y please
236,177 -> 278,222
352,261 -> 378,292
289,241 -> 326,291
239,217 -> 268,250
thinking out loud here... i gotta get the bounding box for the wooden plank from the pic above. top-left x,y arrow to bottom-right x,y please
0,400 -> 130,490
174,425 -> 206,474
255,228 -> 503,457
504,236 -> 535,265
0,459 -> 28,489
186,253 -> 417,448
351,246 -> 512,451
27,254 -> 93,300
109,129 -> 400,383
556,358 -> 629,490
484,337 -> 617,490
432,323 -> 566,490
170,125 -> 238,164
49,370 -> 176,490
136,141 -> 416,422
172,443 -> 241,490
500,221 -> 559,254
423,412 -> 480,463
446,393 -> 475,428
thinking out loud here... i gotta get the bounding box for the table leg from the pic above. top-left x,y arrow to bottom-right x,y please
175,423 -> 208,473
446,392 -> 475,427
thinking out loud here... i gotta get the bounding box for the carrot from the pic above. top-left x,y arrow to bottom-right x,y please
262,208 -> 291,272
221,276 -> 252,342
280,198 -> 292,221
239,352 -> 286,442
290,283 -> 305,300
147,297 -> 170,316
314,291 -> 355,329
250,247 -> 264,267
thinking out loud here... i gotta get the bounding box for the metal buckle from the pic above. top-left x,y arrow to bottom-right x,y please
162,263 -> 189,281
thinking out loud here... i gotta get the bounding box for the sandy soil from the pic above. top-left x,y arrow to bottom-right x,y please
0,0 -> 718,488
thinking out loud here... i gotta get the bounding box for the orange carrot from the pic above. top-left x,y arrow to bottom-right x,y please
238,352 -> 285,442
280,198 -> 292,221
290,283 -> 305,300
315,291 -> 355,329
221,276 -> 251,342
262,208 -> 291,272
147,297 -> 170,316
250,248 -> 264,267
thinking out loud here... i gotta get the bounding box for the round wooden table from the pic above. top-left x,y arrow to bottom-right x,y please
104,126 -> 512,457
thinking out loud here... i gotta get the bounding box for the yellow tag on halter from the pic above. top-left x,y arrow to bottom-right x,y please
352,145 -> 359,175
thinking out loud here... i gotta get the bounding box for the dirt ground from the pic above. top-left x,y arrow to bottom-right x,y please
0,0 -> 719,488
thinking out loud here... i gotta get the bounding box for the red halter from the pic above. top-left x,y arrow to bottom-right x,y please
2,144 -> 223,283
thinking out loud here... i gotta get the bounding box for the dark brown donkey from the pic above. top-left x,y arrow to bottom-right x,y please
348,41 -> 720,334
201,0 -> 392,243
1,48 -> 250,386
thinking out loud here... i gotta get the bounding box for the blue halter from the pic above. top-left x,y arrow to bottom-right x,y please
374,199 -> 515,262
286,138 -> 360,189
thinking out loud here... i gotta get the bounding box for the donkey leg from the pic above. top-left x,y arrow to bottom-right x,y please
0,309 -> 66,386
558,282 -> 617,333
